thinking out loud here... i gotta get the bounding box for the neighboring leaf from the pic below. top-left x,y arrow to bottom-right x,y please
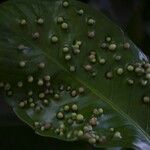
0,0 -> 150,149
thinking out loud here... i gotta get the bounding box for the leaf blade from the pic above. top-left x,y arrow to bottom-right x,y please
0,0 -> 150,149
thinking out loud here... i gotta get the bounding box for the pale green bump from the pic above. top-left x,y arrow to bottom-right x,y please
143,96 -> 150,103
51,36 -> 59,43
19,61 -> 26,67
72,104 -> 78,111
37,18 -> 44,25
57,112 -> 64,119
88,18 -> 95,25
116,68 -> 124,75
78,9 -> 84,15
20,19 -> 27,26
57,17 -> 64,24
62,1 -> 69,7
61,22 -> 68,29
109,44 -> 117,51
77,114 -> 84,122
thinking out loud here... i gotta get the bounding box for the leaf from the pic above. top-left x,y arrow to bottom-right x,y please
0,0 -> 150,149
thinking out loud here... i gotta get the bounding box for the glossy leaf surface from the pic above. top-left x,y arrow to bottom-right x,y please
0,0 -> 150,149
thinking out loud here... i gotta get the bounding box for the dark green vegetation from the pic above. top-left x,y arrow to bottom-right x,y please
0,0 -> 149,149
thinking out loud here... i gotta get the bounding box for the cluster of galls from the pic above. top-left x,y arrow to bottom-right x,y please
19,17 -> 44,41
16,62 -> 86,132
62,40 -> 82,73
34,121 -> 52,132
101,36 -> 130,51
54,104 -> 122,145
83,51 -> 98,77
111,62 -> 150,104
126,62 -> 150,104
55,103 -> 84,137
54,4 -> 96,75
1,64 -> 89,138
17,80 -> 85,112
82,35 -> 131,77
0,78 -> 123,145
87,18 -> 96,39
81,35 -> 150,104
0,0 -> 149,147
0,82 -> 12,96
84,108 -> 122,145
19,1 -> 70,43
16,62 -> 53,110
0,56 -> 86,112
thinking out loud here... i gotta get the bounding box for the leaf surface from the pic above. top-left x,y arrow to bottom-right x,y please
0,0 -> 150,149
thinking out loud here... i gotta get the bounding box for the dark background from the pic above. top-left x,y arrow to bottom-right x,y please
0,0 -> 149,150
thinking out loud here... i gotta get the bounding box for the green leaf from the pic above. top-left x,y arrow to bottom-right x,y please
0,0 -> 150,149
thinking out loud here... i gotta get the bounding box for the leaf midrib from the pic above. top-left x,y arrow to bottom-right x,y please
42,50 -> 150,141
